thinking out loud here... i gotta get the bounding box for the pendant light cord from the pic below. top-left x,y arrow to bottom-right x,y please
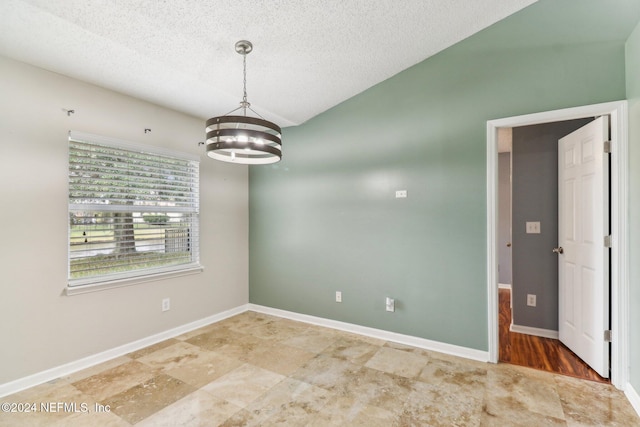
222,40 -> 267,120
242,52 -> 248,115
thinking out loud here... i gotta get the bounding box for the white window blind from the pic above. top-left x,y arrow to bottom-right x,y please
68,131 -> 200,287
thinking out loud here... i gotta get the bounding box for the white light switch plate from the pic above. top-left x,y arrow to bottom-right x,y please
526,221 -> 541,234
385,297 -> 395,312
395,190 -> 407,198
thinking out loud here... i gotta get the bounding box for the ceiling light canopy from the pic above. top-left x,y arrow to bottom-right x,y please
205,40 -> 282,165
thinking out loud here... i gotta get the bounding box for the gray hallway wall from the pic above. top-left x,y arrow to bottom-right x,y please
511,118 -> 593,331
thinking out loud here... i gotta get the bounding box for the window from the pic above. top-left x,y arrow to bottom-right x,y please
68,131 -> 200,289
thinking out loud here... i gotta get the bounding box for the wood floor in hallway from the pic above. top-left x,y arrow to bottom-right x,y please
498,288 -> 608,383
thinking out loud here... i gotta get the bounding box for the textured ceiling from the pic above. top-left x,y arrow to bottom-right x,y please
0,0 -> 537,127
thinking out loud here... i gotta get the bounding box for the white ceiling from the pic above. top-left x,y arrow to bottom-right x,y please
0,0 -> 537,127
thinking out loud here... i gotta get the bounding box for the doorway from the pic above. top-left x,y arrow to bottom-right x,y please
497,118 -> 608,381
486,101 -> 629,390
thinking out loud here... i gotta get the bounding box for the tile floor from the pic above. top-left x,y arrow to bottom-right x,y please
1,311 -> 638,426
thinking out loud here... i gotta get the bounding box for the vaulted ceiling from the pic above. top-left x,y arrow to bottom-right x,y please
0,0 -> 538,127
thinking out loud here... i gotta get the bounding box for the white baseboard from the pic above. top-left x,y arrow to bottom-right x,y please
498,283 -> 512,290
0,304 -> 249,398
1,302 -> 489,398
8,302 -> 581,400
249,304 -> 490,363
626,382 -> 640,418
510,323 -> 559,339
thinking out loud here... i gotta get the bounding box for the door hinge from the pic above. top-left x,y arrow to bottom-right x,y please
604,140 -> 611,153
604,235 -> 612,248
604,330 -> 612,342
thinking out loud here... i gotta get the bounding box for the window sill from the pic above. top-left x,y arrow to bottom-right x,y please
64,265 -> 204,296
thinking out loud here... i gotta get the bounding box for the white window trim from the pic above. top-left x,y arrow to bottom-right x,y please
66,131 -> 202,294
64,265 -> 204,296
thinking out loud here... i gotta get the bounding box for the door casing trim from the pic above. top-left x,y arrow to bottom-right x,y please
486,100 -> 628,389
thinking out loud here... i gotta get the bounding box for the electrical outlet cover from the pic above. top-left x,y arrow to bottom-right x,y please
526,294 -> 536,307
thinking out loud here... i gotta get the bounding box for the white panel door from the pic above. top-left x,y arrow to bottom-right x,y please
558,116 -> 609,378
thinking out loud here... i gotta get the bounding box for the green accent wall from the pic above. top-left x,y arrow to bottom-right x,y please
250,1 -> 637,352
626,18 -> 640,392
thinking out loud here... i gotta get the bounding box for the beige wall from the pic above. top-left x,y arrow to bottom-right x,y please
626,17 -> 640,393
0,56 -> 249,384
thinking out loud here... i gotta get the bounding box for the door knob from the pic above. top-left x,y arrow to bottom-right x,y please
506,242 -> 512,247
552,247 -> 564,254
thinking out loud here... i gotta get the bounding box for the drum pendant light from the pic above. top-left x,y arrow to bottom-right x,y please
205,40 -> 282,165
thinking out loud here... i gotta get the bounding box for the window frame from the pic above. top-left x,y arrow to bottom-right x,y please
66,131 -> 202,294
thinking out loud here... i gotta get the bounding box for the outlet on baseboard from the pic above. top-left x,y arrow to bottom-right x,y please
335,291 -> 342,303
162,298 -> 170,312
527,294 -> 536,307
